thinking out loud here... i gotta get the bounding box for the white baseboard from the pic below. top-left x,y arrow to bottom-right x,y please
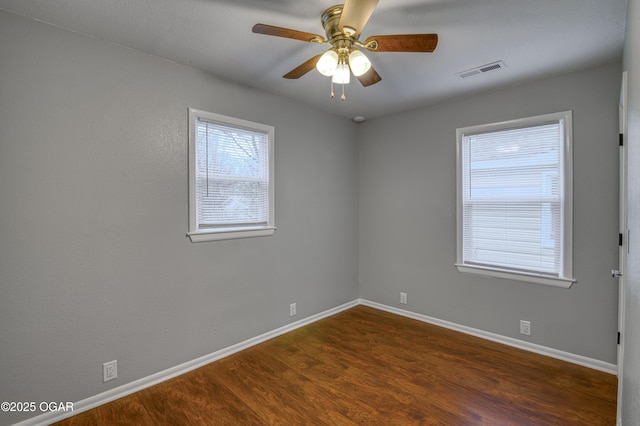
359,299 -> 618,375
14,300 -> 359,426
16,297 -> 616,425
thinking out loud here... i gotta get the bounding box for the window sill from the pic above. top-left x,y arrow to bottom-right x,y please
187,226 -> 276,243
455,264 -> 575,288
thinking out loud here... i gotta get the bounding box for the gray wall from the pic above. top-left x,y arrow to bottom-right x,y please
0,10 -> 358,425
359,62 -> 621,364
623,0 -> 640,422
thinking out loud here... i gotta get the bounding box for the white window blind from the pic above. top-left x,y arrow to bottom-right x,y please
187,109 -> 275,242
456,111 -> 574,287
195,119 -> 269,228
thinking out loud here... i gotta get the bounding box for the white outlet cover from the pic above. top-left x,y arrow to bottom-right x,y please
520,320 -> 531,336
103,360 -> 118,382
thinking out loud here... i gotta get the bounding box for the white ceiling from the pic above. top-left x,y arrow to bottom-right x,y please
0,0 -> 627,120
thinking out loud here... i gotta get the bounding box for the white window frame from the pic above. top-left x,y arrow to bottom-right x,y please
187,108 -> 275,242
455,111 -> 575,288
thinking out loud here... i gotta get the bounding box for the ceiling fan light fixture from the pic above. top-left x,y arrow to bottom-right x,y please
316,50 -> 339,76
253,0 -> 438,98
348,49 -> 371,77
332,62 -> 351,84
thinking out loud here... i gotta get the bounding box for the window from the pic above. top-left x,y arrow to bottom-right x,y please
187,108 -> 275,242
455,111 -> 574,287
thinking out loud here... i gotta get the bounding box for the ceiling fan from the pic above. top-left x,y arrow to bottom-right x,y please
252,0 -> 438,99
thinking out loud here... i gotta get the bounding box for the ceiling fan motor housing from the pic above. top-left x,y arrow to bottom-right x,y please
321,5 -> 361,64
322,5 -> 348,40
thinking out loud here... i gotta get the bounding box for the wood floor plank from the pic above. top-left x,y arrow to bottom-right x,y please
54,306 -> 617,425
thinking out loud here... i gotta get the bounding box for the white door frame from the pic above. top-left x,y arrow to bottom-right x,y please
616,70 -> 628,425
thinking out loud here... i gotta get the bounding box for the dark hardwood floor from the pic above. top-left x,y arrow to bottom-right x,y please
54,306 -> 617,425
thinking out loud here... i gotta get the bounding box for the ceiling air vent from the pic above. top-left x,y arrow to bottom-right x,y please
457,61 -> 506,79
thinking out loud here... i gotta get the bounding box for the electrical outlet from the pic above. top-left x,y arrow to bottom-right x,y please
400,292 -> 407,305
289,303 -> 297,317
520,320 -> 531,336
103,360 -> 118,382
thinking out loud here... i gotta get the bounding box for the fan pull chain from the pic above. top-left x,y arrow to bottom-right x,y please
329,81 -> 346,100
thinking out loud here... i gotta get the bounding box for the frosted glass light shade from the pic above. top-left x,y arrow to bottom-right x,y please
348,50 -> 371,76
316,50 -> 339,76
332,63 -> 351,84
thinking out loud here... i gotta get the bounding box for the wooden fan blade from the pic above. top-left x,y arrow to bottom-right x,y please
339,0 -> 379,36
252,23 -> 324,43
365,34 -> 438,52
355,66 -> 382,87
283,54 -> 323,79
